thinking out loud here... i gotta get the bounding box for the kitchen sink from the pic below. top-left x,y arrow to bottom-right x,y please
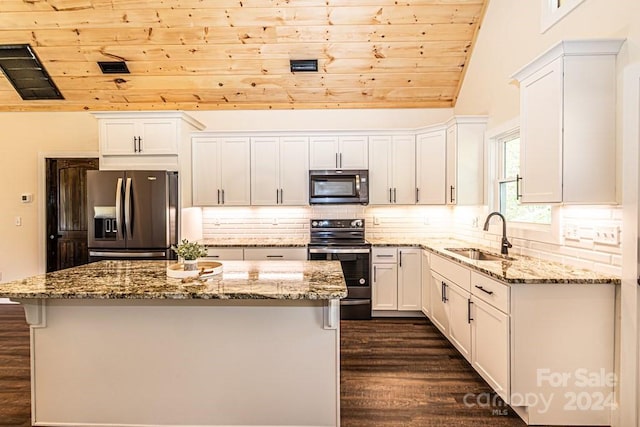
444,247 -> 516,262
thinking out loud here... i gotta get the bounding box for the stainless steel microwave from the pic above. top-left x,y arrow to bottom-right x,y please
309,170 -> 369,205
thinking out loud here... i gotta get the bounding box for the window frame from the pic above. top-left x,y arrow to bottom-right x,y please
540,0 -> 586,33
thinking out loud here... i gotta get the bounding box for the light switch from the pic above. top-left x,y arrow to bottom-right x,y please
15,216 -> 22,226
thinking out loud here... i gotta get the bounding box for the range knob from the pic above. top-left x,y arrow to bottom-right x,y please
311,221 -> 318,227
351,219 -> 363,228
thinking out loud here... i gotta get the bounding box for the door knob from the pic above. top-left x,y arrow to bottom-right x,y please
49,234 -> 55,240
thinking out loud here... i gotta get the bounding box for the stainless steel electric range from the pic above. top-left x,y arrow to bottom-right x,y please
307,219 -> 371,320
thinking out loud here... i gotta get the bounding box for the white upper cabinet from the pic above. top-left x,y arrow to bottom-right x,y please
369,135 -> 416,205
192,136 -> 250,206
512,39 -> 624,204
96,112 -> 204,156
309,135 -> 368,170
251,136 -> 309,205
416,129 -> 447,205
445,117 -> 486,205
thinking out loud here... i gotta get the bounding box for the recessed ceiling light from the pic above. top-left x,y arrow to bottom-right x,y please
98,61 -> 130,74
0,44 -> 63,100
290,59 -> 318,73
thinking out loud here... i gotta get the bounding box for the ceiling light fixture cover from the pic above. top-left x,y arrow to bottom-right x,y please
290,59 -> 318,72
98,61 -> 130,74
0,44 -> 63,100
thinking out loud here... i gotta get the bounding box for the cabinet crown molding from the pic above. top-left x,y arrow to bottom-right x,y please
93,111 -> 206,131
511,38 -> 626,83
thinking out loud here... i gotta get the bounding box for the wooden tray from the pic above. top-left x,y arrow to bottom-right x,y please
167,261 -> 223,279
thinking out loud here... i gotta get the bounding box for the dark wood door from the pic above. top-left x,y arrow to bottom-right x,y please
46,158 -> 98,272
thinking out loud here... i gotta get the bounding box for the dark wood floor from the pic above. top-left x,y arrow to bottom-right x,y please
0,305 -> 531,426
340,318 -> 526,427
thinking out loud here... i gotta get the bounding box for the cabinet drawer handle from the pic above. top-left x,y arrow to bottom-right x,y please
266,255 -> 284,258
376,254 -> 394,258
441,281 -> 448,303
208,255 -> 219,258
468,299 -> 473,323
475,285 -> 494,295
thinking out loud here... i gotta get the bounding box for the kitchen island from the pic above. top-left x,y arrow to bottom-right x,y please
0,260 -> 347,427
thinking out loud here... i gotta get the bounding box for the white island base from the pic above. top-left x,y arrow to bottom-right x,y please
17,298 -> 341,427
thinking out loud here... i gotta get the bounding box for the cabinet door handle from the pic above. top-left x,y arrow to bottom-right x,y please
468,299 -> 473,323
217,189 -> 221,205
335,153 -> 339,168
475,285 -> 494,295
441,281 -> 448,303
276,189 -> 280,204
389,188 -> 392,203
516,174 -> 522,200
399,250 -> 402,267
280,189 -> 283,204
133,136 -> 138,153
416,188 -> 419,203
373,265 -> 377,282
221,189 -> 225,204
138,136 -> 142,152
339,152 -> 343,168
450,185 -> 455,203
393,188 -> 397,203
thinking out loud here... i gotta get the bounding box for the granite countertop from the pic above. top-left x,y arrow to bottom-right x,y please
367,237 -> 620,285
0,260 -> 347,300
202,237 -> 309,247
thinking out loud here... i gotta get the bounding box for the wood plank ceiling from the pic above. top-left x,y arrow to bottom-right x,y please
0,0 -> 488,111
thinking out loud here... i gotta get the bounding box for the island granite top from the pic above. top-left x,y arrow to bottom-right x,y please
0,260 -> 347,300
367,237 -> 620,285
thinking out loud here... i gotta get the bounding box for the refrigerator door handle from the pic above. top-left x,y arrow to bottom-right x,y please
115,178 -> 123,240
124,177 -> 133,240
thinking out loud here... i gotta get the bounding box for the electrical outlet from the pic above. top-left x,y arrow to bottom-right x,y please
471,217 -> 479,228
213,218 -> 220,226
423,216 -> 430,225
564,223 -> 579,240
15,216 -> 22,226
272,218 -> 278,225
373,217 -> 380,225
593,226 -> 620,246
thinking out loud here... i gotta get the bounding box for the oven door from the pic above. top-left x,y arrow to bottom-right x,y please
308,247 -> 371,319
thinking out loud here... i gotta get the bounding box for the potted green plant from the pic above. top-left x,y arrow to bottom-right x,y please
171,239 -> 207,271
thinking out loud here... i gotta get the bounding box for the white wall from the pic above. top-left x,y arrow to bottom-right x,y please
455,0 -> 639,126
0,113 -> 98,282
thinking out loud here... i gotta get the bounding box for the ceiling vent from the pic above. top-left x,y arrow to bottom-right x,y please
0,44 -> 63,100
290,59 -> 318,73
98,61 -> 130,74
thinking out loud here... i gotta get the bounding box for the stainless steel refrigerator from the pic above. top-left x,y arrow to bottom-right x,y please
87,170 -> 178,261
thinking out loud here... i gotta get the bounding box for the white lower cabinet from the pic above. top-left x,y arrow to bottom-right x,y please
372,247 -> 422,313
429,265 -> 471,362
204,247 -> 306,261
426,252 -> 615,426
204,248 -> 244,261
470,296 -> 510,401
243,247 -> 307,261
372,262 -> 398,310
420,250 -> 431,316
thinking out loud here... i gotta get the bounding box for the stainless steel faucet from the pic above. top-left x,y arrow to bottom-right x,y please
483,212 -> 513,256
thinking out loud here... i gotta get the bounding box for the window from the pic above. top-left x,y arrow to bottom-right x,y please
496,132 -> 551,224
540,0 -> 586,33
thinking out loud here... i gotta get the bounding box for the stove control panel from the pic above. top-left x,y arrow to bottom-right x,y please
310,219 -> 365,229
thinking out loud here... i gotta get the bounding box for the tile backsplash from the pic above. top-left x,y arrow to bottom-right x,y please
200,204 -> 622,276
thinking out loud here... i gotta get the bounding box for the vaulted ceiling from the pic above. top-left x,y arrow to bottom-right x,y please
0,0 -> 488,111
